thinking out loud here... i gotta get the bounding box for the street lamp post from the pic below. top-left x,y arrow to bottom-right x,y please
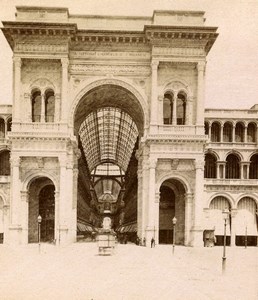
38,215 -> 42,253
172,217 -> 177,255
244,225 -> 247,249
222,209 -> 229,272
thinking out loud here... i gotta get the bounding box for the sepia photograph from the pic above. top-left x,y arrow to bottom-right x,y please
0,0 -> 257,299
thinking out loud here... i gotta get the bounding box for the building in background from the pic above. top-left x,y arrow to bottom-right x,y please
0,6 -> 257,247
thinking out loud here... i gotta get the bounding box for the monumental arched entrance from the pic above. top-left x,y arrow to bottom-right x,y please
158,178 -> 187,245
28,176 -> 56,243
73,82 -> 146,241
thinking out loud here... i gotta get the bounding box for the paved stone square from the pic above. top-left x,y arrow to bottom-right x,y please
0,243 -> 257,300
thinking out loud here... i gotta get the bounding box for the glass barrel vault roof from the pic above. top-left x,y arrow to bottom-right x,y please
79,107 -> 138,173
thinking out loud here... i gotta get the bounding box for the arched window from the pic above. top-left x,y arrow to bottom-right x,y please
31,89 -> 41,122
45,89 -> 55,122
177,93 -> 186,125
163,93 -> 173,125
226,154 -> 240,179
223,122 -> 233,142
211,122 -> 221,142
204,153 -> 217,178
235,122 -> 244,142
249,154 -> 258,179
247,123 -> 256,143
0,150 -> 10,176
7,118 -> 12,132
0,118 -> 5,139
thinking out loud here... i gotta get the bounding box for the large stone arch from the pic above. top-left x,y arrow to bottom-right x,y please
69,77 -> 149,133
156,173 -> 192,195
21,171 -> 58,192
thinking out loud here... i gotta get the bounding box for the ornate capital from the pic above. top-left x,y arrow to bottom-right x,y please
151,60 -> 159,70
149,159 -> 157,169
197,61 -> 206,72
13,57 -> 22,68
10,156 -> 20,167
195,160 -> 204,170
61,58 -> 69,68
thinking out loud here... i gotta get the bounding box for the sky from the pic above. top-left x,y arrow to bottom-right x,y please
0,0 -> 257,109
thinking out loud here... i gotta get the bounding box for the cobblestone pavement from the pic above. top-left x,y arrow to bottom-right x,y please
0,243 -> 257,300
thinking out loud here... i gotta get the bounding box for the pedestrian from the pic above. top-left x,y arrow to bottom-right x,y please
151,237 -> 155,248
143,237 -> 146,246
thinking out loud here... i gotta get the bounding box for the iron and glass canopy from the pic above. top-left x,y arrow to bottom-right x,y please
79,107 -> 138,173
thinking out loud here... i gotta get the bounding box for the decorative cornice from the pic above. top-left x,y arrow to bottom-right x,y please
146,134 -> 207,143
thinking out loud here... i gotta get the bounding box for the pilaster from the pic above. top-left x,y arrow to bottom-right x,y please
230,209 -> 237,247
145,158 -> 157,247
150,60 -> 159,132
184,193 -> 193,246
61,58 -> 69,123
191,159 -> 204,246
196,61 -> 206,126
13,57 -> 22,122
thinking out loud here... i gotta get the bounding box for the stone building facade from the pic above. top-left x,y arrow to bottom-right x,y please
0,6 -> 257,247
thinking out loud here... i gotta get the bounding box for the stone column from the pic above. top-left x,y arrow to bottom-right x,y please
158,95 -> 164,126
246,162 -> 250,179
137,160 -> 144,238
172,96 -> 177,125
150,60 -> 159,131
220,124 -> 224,143
230,209 -> 237,247
20,190 -> 29,244
185,96 -> 193,125
208,123 -> 212,140
216,162 -> 220,179
244,125 -> 248,143
232,124 -> 236,143
59,155 -> 76,245
55,93 -> 61,122
9,155 -> 22,244
61,58 -> 69,123
59,156 -> 69,244
196,61 -> 206,126
191,159 -> 204,246
13,57 -> 22,122
145,159 -> 157,247
40,94 -> 46,123
184,193 -> 193,246
54,190 -> 60,244
24,93 -> 31,122
154,192 -> 160,244
218,162 -> 226,179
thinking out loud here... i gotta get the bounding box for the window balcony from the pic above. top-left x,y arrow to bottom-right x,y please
156,125 -> 205,136
204,178 -> 258,186
9,122 -> 69,137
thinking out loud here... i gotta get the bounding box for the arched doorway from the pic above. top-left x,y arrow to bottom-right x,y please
235,197 -> 258,246
207,196 -> 231,246
28,177 -> 55,243
73,84 -> 145,241
159,179 -> 186,245
0,197 -> 4,243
